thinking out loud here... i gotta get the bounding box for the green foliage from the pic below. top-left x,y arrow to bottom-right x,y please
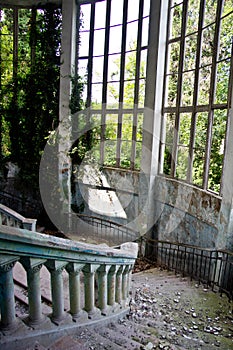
102,43 -> 145,170
164,1 -> 232,193
0,7 -> 61,187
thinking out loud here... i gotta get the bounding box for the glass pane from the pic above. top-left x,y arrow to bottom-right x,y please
136,113 -> 143,141
164,113 -> 175,175
109,26 -> 122,54
107,82 -> 119,108
92,56 -> 104,83
163,144 -> 172,175
203,0 -> 218,27
91,83 -> 102,108
170,4 -> 183,39
222,0 -> 233,17
122,114 -> 133,140
198,66 -> 211,105
104,140 -> 117,166
127,0 -> 139,22
168,42 -> 180,73
105,114 -> 118,140
201,25 -> 215,66
93,29 -> 105,56
192,112 -> 208,186
181,71 -> 195,106
179,113 -> 191,146
110,0 -> 124,26
165,113 -> 175,146
176,146 -> 189,180
108,53 -> 121,81
208,109 -> 227,193
140,49 -> 147,78
95,1 -> 106,29
78,58 -> 88,78
79,31 -> 89,57
184,34 -> 197,71
215,60 -> 231,104
192,149 -> 204,187
126,21 -> 138,50
166,74 -> 178,107
143,0 -> 150,17
91,113 -> 101,133
123,80 -> 135,108
135,141 -> 142,169
141,16 -> 149,46
218,12 -> 233,61
120,141 -> 132,168
186,0 -> 200,35
138,79 -> 145,108
80,4 -> 91,31
124,51 -> 137,80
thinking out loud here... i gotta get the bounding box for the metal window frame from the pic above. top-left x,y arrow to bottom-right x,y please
77,0 -> 149,170
160,0 -> 232,194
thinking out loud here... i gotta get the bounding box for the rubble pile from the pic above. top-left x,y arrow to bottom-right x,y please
128,268 -> 233,349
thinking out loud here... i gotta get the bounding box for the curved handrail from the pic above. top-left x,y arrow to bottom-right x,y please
68,212 -> 139,245
0,223 -> 138,336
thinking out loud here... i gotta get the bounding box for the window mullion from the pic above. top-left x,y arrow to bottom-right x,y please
116,0 -> 128,167
86,3 -> 95,109
159,0 -> 173,174
131,0 -> 144,169
203,0 -> 223,190
219,38 -> 233,194
171,0 -> 188,177
100,0 -> 111,165
187,0 -> 205,182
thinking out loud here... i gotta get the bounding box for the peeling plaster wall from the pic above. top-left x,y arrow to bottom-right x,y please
153,176 -> 222,248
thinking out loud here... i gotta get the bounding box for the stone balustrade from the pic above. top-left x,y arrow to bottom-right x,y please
0,224 -> 138,332
0,203 -> 37,231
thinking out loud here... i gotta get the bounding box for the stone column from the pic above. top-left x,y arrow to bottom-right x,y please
66,262 -> 87,320
45,260 -> 68,324
0,255 -> 19,330
83,264 -> 100,318
21,258 -> 46,326
97,264 -> 111,315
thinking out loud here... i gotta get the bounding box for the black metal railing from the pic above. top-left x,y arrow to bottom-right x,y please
137,237 -> 233,300
69,213 -> 139,245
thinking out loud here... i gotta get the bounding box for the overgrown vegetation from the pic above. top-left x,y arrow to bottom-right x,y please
163,0 -> 232,193
0,6 -> 61,188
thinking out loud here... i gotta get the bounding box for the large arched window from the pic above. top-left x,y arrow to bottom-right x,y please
159,0 -> 233,194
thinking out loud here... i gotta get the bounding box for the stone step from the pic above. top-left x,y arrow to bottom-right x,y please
3,267 -> 232,350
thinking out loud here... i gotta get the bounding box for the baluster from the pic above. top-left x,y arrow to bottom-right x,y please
0,255 -> 19,330
83,264 -> 100,319
97,264 -> 111,315
21,258 -> 46,326
122,265 -> 130,304
107,265 -> 119,310
115,265 -> 124,305
45,260 -> 68,324
66,263 -> 87,321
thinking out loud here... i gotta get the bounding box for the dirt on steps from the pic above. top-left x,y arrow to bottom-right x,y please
60,267 -> 233,350
9,267 -> 233,350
